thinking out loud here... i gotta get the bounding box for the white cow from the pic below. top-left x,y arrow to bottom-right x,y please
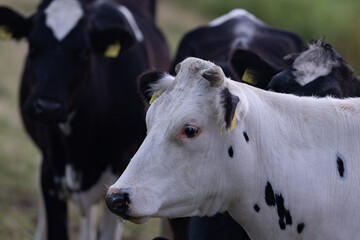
106,57 -> 360,240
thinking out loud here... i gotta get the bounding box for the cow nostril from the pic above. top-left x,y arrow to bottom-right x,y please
105,190 -> 131,217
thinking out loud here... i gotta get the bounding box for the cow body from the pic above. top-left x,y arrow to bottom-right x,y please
106,58 -> 360,240
1,0 -> 169,239
171,9 -> 304,89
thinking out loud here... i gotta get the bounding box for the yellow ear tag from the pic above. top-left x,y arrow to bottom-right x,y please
230,108 -> 237,131
242,68 -> 257,85
220,108 -> 237,132
104,41 -> 121,58
149,90 -> 165,105
0,25 -> 13,40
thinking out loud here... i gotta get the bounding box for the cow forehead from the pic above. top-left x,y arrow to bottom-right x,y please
146,58 -> 219,128
44,0 -> 84,41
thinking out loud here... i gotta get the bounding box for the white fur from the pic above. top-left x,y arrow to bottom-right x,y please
109,57 -> 360,239
58,110 -> 76,136
293,43 -> 340,86
209,9 -> 264,27
118,5 -> 144,42
45,0 -> 84,41
81,205 -> 98,240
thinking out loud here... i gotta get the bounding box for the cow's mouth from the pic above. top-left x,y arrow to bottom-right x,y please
125,216 -> 150,224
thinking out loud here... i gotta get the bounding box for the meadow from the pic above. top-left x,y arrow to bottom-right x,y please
0,0 -> 358,239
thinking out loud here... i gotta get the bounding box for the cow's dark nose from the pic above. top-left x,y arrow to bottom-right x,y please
33,99 -> 64,122
105,189 -> 131,217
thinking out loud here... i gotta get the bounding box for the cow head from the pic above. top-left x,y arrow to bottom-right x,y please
0,0 -> 138,122
267,40 -> 359,97
106,57 -> 248,223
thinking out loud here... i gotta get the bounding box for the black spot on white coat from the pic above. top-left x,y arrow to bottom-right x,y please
297,222 -> 305,234
337,155 -> 345,178
228,146 -> 234,158
253,204 -> 260,212
265,182 -> 276,206
243,131 -> 249,142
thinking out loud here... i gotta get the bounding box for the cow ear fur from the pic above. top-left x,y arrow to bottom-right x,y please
0,7 -> 32,40
137,71 -> 174,106
229,48 -> 278,90
219,87 -> 240,131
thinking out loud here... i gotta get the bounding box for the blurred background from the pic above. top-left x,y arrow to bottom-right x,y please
0,0 -> 358,239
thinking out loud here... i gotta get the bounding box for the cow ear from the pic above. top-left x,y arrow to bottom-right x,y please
89,27 -> 135,58
229,48 -> 278,89
219,87 -> 240,131
137,71 -> 175,106
0,7 -> 32,40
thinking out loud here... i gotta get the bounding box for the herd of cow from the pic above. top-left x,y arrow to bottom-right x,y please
1,0 -> 359,240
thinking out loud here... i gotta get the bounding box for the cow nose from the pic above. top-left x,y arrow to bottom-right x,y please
33,98 -> 63,122
105,188 -> 131,217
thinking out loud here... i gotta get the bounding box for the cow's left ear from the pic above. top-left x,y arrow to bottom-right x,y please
201,66 -> 243,131
137,71 -> 175,106
229,48 -> 278,90
0,7 -> 33,40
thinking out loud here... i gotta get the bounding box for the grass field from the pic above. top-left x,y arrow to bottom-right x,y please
0,0 -> 207,239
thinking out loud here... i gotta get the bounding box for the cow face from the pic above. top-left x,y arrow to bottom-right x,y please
106,58 -> 247,223
0,0 -> 137,122
267,40 -> 358,97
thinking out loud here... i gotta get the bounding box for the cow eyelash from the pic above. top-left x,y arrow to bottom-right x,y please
178,123 -> 201,139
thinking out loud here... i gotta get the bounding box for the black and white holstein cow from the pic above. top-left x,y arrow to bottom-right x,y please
106,57 -> 360,240
171,9 -> 304,89
169,9 -> 304,240
268,40 -> 360,97
0,0 -> 169,239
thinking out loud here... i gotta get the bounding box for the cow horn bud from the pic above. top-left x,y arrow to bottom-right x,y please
201,66 -> 224,87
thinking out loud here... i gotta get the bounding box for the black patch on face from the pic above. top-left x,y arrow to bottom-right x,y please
228,146 -> 234,158
297,222 -> 305,234
265,182 -> 276,206
221,88 -> 239,129
243,131 -> 249,142
337,155 -> 344,178
254,204 -> 260,212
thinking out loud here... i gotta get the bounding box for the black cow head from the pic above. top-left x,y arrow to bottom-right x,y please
267,40 -> 359,97
0,0 -> 138,122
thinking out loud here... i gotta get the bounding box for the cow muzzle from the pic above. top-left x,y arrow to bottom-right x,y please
25,98 -> 66,122
105,188 -> 131,217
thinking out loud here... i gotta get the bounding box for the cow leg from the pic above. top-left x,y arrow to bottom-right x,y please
98,205 -> 124,240
80,204 -> 98,240
41,162 -> 68,240
34,190 -> 46,240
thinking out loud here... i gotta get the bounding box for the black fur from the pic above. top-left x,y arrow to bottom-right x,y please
221,88 -> 239,129
265,182 -> 276,207
337,155 -> 345,178
297,222 -> 305,234
228,146 -> 234,158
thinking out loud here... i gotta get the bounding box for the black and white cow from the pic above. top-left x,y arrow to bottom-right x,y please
169,9 -> 304,240
0,0 -> 169,239
106,57 -> 360,240
268,40 -> 360,97
171,9 -> 304,89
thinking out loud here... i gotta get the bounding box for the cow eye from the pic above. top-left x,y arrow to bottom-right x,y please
178,123 -> 201,139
